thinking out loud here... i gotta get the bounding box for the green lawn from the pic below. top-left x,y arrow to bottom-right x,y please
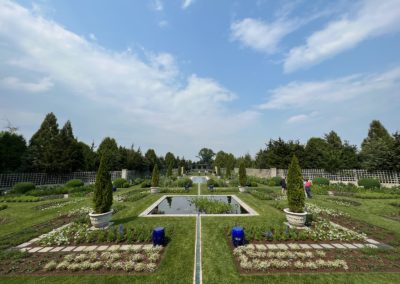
1,183 -> 400,283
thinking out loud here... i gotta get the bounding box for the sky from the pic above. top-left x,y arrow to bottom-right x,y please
0,0 -> 400,160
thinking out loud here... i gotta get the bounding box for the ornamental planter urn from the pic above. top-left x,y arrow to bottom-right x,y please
89,210 -> 113,229
150,187 -> 160,194
238,186 -> 248,193
283,208 -> 307,227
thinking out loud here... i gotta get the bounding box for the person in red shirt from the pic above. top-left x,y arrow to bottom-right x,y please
305,179 -> 312,198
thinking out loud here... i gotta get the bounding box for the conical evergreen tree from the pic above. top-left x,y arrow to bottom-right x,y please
25,112 -> 63,173
151,164 -> 160,187
59,121 -> 84,172
287,155 -> 305,213
93,154 -> 113,213
361,120 -> 394,170
238,162 -> 247,186
166,163 -> 173,177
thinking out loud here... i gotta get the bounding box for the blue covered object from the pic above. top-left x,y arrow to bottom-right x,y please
231,226 -> 244,246
152,227 -> 165,246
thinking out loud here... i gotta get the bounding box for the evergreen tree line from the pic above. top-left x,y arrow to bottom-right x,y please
0,113 -> 191,174
1,114 -> 399,174
255,120 -> 400,172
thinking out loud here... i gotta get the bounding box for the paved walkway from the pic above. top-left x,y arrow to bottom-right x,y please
17,243 -> 155,253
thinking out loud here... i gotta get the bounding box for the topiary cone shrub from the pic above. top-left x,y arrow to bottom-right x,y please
239,163 -> 247,187
93,156 -> 113,214
286,155 -> 305,213
151,164 -> 160,187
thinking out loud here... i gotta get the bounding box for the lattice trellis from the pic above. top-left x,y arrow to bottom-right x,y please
0,171 -> 122,189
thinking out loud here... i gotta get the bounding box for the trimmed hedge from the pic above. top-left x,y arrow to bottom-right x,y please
65,179 -> 84,188
176,177 -> 193,188
313,177 -> 330,185
11,182 -> 35,194
270,176 -> 282,186
0,196 -> 41,202
113,178 -> 129,188
358,178 -> 381,189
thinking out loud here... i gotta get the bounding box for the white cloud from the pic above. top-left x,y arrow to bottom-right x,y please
284,0 -> 400,73
151,0 -> 163,12
0,76 -> 53,93
182,0 -> 195,10
0,0 -> 259,155
230,18 -> 297,54
260,67 -> 400,110
287,114 -> 308,123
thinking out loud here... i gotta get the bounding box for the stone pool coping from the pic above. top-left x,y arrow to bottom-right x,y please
139,195 -> 259,217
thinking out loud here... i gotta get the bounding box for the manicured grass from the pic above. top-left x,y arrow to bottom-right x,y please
1,183 -> 400,283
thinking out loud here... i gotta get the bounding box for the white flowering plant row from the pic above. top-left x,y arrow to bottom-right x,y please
305,203 -> 348,217
43,246 -> 163,273
233,247 -> 349,272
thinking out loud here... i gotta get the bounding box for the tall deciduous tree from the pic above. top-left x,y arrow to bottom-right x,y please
97,137 -> 119,170
79,141 -> 98,171
0,131 -> 27,173
145,149 -> 158,171
197,148 -> 215,165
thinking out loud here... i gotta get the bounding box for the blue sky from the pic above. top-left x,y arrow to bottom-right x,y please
0,0 -> 400,160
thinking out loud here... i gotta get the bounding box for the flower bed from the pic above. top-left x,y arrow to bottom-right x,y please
232,246 -> 349,272
38,222 -> 174,246
230,245 -> 400,274
0,245 -> 165,275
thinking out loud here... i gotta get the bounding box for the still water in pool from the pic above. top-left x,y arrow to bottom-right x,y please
149,196 -> 249,215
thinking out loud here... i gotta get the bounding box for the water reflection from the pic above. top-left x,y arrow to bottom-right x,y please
149,196 -> 249,215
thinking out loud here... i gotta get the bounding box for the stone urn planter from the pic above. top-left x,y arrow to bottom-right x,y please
89,210 -> 113,229
238,186 -> 247,193
283,208 -> 307,227
150,187 -> 160,194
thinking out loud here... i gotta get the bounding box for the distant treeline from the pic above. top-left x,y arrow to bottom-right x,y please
0,113 -> 399,174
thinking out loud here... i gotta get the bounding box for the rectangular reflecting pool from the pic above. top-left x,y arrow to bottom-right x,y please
139,195 -> 258,217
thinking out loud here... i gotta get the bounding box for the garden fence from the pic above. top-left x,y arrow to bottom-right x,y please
0,170 -> 146,189
235,168 -> 400,185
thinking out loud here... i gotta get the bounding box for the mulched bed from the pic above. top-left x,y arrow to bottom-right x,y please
0,215 -> 78,250
327,215 -> 398,245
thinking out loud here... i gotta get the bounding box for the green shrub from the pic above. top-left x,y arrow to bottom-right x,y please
122,182 -> 130,188
0,196 -> 41,202
190,197 -> 232,214
133,178 -> 144,185
238,163 -> 247,187
287,155 -> 305,213
270,176 -> 282,186
228,178 -> 239,187
151,164 -> 160,187
176,177 -> 193,188
65,179 -> 84,188
358,178 -> 381,189
140,179 -> 151,188
11,182 -> 35,194
93,156 -> 113,214
313,177 -> 330,185
207,178 -> 215,187
248,181 -> 258,187
113,178 -> 128,188
0,204 -> 7,210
